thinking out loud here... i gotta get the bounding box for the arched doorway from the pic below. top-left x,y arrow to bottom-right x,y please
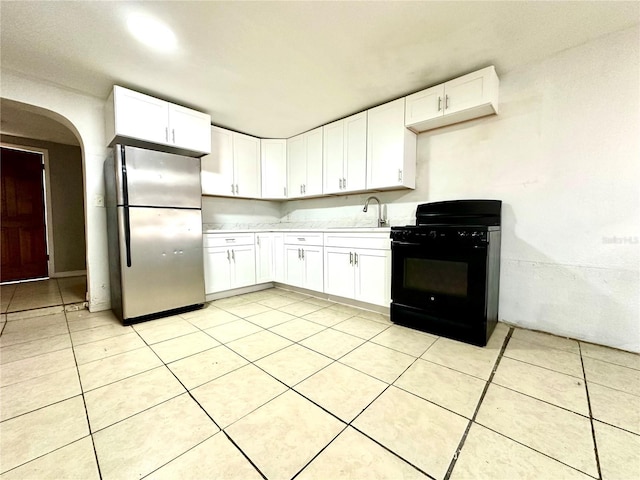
1,99 -> 87,307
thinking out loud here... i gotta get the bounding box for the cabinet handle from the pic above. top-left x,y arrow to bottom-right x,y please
257,237 -> 260,247
445,95 -> 450,110
231,184 -> 235,194
339,178 -> 342,189
172,128 -> 176,144
303,184 -> 306,194
165,127 -> 169,142
300,185 -> 303,194
225,238 -> 236,243
354,252 -> 358,266
226,249 -> 230,261
438,96 -> 442,112
343,178 -> 346,189
231,249 -> 235,261
398,169 -> 403,182
298,248 -> 301,259
297,237 -> 305,242
349,252 -> 353,265
235,184 -> 239,195
284,187 -> 287,197
301,248 -> 305,260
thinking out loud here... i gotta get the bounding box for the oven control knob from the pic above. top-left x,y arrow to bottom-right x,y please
428,231 -> 437,239
458,231 -> 469,237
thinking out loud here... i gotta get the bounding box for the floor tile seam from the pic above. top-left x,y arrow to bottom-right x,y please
289,424 -> 350,480
0,391 -> 85,426
488,380 -> 592,419
63,316 -> 104,480
87,389 -> 188,435
0,354 -> 76,388
346,422 -> 438,480
66,321 -> 129,334
576,372 -> 640,401
508,336 -> 582,356
580,355 -> 640,372
75,342 -> 150,366
80,363 -> 166,394
5,303 -> 65,314
0,434 -> 96,477
328,355 -> 397,385
186,314 -> 244,331
0,364 -> 80,394
216,388 -> 292,432
135,327 -> 207,347
0,327 -> 70,344
591,417 -> 640,437
579,342 -> 604,480
298,331 -> 367,362
470,420 -> 600,479
368,337 -> 433,360
443,327 -> 514,480
336,343 -> 419,385
302,313 -> 358,329
219,430 -> 269,479
413,356 -> 493,382
266,321 -> 333,344
70,329 -> 135,348
389,382 -> 479,422
501,352 -> 585,379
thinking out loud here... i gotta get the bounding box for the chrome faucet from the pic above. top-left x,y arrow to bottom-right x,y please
363,196 -> 388,227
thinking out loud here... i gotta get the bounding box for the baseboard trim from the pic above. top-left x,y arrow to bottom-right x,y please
205,283 -> 274,302
51,270 -> 87,278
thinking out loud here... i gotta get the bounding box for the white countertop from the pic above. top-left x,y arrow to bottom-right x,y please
203,227 -> 392,234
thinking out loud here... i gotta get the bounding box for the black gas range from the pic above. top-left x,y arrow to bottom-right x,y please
390,200 -> 502,346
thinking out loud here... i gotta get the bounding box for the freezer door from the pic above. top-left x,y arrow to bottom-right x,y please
119,206 -> 204,320
118,145 -> 202,208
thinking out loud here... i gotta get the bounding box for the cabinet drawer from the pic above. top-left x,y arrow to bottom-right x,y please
204,233 -> 255,248
324,232 -> 390,250
283,232 -> 324,246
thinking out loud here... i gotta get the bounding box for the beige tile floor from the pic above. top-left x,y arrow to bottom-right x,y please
0,283 -> 639,479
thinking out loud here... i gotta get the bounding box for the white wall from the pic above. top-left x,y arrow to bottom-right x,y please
282,26 -> 640,352
0,72 -> 111,311
2,25 -> 637,351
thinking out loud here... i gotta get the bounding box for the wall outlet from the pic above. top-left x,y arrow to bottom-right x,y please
94,194 -> 104,207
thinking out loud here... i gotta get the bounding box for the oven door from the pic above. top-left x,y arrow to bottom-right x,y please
391,239 -> 488,323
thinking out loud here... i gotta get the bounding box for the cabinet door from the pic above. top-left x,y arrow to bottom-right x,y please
231,245 -> 256,289
255,234 -> 273,284
272,233 -> 285,283
204,247 -> 232,294
443,68 -> 494,116
113,86 -> 168,146
201,126 -> 235,196
354,249 -> 390,307
322,119 -> 344,194
168,104 -> 212,154
287,134 -> 306,199
261,139 -> 287,199
284,245 -> 304,288
324,247 -> 355,299
405,84 -> 445,126
303,246 -> 324,293
343,112 -> 367,193
305,127 -> 323,196
367,98 -> 414,189
233,132 -> 261,198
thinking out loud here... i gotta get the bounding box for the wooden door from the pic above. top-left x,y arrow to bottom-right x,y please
1,147 -> 48,282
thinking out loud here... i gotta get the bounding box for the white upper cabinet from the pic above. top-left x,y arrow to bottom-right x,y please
233,132 -> 261,198
367,98 -> 416,190
261,139 -> 287,199
201,126 -> 261,198
405,66 -> 499,133
105,86 -> 211,156
323,112 -> 367,194
287,127 -> 323,199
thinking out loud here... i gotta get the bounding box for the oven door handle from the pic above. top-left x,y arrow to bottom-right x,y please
391,241 -> 423,247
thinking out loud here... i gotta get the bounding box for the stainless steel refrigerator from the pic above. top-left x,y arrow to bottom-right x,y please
104,145 -> 205,323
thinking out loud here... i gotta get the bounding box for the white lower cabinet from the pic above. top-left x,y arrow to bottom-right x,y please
255,232 -> 273,284
283,232 -> 324,291
323,232 -> 391,307
204,233 -> 256,294
272,233 -> 285,283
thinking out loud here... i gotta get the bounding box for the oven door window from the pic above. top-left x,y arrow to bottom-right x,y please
405,258 -> 468,297
391,242 -> 487,319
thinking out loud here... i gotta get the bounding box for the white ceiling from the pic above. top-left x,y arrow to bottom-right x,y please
1,1 -> 638,140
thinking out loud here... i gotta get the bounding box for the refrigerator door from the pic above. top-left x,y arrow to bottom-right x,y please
118,206 -> 204,320
117,145 -> 202,208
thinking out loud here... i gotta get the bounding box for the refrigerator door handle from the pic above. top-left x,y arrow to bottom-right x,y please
117,206 -> 133,267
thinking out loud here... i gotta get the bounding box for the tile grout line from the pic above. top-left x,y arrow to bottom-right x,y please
579,341 -> 603,480
63,309 -> 104,480
442,327 -> 514,480
133,327 -> 269,480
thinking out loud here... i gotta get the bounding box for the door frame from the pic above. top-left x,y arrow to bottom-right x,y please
1,142 -> 55,279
